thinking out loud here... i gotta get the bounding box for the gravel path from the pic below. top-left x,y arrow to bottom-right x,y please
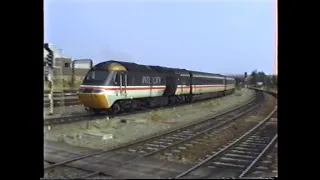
44,89 -> 255,150
44,105 -> 89,119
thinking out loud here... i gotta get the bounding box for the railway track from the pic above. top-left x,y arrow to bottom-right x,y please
44,90 -> 248,126
173,108 -> 277,179
44,151 -> 113,179
239,143 -> 278,178
44,99 -> 81,108
44,91 -> 264,178
43,91 -> 80,108
116,92 -> 264,158
43,93 -> 77,98
44,114 -> 105,126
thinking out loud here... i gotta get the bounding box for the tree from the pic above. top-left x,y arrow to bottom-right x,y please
256,71 -> 266,84
271,75 -> 278,88
250,70 -> 258,85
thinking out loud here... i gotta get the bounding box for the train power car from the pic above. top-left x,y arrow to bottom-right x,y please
77,60 -> 236,114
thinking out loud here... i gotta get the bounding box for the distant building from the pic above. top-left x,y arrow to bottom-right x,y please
43,44 -> 91,78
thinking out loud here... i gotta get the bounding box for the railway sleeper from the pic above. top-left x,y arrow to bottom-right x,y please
255,166 -> 269,170
241,142 -> 268,146
171,134 -> 191,139
158,138 -> 174,142
184,143 -> 194,147
230,150 -> 259,156
146,147 -> 159,151
234,147 -> 260,152
166,137 -> 185,141
225,153 -> 256,160
189,140 -> 202,144
238,144 -> 266,149
152,141 -> 173,145
245,139 -> 268,144
145,143 -> 166,148
220,157 -> 253,164
261,160 -> 273,164
128,149 -> 137,153
171,149 -> 181,153
177,146 -> 187,150
210,162 -> 246,169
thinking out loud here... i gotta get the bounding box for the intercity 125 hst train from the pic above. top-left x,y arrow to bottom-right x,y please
77,60 -> 236,114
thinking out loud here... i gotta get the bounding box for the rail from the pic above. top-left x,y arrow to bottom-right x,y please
174,107 -> 277,179
44,91 -> 267,179
247,87 -> 277,98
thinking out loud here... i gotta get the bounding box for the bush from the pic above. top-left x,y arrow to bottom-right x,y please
44,76 -> 83,90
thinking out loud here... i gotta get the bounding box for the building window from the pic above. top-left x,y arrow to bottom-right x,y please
65,63 -> 70,67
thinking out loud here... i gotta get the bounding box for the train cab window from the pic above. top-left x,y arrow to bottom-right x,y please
114,73 -> 121,85
113,72 -> 118,85
82,70 -> 110,85
85,70 -> 109,80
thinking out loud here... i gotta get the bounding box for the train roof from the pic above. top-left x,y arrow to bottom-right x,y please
190,70 -> 225,77
93,60 -> 235,79
94,60 -> 189,74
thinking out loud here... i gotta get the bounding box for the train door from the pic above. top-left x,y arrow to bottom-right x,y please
189,73 -> 193,94
119,72 -> 128,98
181,76 -> 188,94
150,75 -> 162,97
223,77 -> 227,91
178,76 -> 183,95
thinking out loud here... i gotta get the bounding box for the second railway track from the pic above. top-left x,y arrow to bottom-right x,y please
44,91 -> 265,178
174,108 -> 277,179
43,91 -> 80,108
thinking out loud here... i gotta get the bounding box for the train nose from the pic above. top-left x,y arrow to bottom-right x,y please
77,88 -> 111,109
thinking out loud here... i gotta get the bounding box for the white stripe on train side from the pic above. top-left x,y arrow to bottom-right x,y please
79,84 -> 233,90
